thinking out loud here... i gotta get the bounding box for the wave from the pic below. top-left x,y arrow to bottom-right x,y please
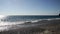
0,18 -> 60,32
31,18 -> 60,23
0,18 -> 60,26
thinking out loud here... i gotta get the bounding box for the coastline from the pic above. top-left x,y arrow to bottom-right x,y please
0,18 -> 60,34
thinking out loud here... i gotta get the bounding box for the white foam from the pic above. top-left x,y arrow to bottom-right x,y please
55,18 -> 60,19
31,18 -> 60,23
0,21 -> 25,27
31,20 -> 38,23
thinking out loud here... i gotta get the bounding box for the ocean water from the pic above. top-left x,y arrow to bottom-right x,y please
0,15 -> 60,31
1,15 -> 60,22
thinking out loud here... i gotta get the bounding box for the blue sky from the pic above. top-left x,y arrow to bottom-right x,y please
0,0 -> 60,15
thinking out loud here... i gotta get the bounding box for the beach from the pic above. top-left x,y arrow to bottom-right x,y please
0,18 -> 60,34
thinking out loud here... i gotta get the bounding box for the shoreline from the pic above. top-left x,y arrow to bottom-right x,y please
0,18 -> 60,34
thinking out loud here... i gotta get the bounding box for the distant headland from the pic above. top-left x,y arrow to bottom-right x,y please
59,14 -> 60,16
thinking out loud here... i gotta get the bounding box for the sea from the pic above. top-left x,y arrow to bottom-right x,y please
1,15 -> 60,22
0,15 -> 60,31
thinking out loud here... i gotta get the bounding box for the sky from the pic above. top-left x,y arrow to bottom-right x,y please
0,0 -> 60,15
